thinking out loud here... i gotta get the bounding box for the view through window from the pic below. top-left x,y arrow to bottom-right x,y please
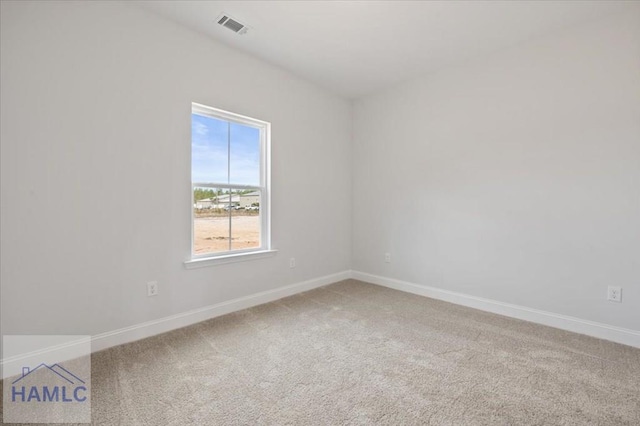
191,103 -> 269,257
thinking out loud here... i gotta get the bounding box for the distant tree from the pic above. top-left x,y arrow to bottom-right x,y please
193,188 -> 215,201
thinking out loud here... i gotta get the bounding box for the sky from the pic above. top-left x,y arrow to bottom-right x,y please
191,113 -> 260,187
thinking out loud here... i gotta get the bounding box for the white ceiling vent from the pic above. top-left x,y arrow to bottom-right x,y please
216,14 -> 249,35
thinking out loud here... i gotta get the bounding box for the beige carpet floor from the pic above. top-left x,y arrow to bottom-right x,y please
2,279 -> 639,425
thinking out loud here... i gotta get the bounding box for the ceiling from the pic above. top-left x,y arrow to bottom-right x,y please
135,1 -> 636,99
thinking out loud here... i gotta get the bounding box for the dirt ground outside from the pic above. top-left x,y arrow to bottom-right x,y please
194,215 -> 260,254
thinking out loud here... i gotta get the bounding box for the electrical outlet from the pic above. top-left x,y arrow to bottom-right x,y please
385,253 -> 391,263
607,286 -> 621,303
289,258 -> 296,269
147,281 -> 158,297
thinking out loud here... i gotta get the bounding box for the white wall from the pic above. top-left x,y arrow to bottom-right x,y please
0,1 -> 351,348
353,10 -> 640,331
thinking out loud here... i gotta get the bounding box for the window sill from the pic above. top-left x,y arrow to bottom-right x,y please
184,249 -> 278,269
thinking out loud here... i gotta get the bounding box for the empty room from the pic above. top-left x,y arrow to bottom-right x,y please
1,0 -> 639,424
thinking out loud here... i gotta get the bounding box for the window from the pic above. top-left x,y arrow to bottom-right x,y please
189,103 -> 271,263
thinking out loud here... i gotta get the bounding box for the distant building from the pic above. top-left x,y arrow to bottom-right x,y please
195,192 -> 260,209
214,193 -> 240,209
194,198 -> 214,209
239,191 -> 260,208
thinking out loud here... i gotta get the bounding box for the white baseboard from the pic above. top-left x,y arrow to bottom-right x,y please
1,270 -> 351,379
91,270 -> 351,353
351,271 -> 640,349
3,268 -> 636,379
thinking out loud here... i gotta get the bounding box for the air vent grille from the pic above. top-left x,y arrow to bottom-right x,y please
216,14 -> 249,35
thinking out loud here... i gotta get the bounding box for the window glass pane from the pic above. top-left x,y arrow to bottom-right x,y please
192,114 -> 228,184
229,122 -> 260,186
191,103 -> 269,259
193,187 -> 230,254
231,189 -> 261,251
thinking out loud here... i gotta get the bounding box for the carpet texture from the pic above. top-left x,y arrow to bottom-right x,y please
2,279 -> 639,425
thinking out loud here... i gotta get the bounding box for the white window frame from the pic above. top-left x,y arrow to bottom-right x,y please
185,103 -> 274,268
